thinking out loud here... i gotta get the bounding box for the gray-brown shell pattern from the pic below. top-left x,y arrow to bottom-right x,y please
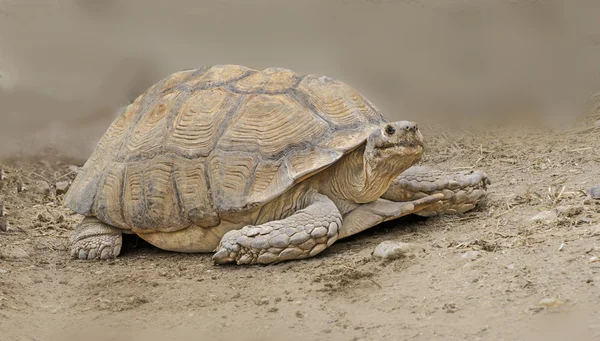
64,65 -> 387,233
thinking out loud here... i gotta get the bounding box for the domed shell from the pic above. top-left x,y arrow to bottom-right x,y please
64,65 -> 388,232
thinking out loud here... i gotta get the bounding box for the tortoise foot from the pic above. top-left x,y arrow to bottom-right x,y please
213,193 -> 342,265
70,217 -> 123,260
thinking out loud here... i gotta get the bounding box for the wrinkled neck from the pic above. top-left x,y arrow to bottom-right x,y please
320,145 -> 401,204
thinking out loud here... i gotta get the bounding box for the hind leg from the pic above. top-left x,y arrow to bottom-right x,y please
70,216 -> 123,260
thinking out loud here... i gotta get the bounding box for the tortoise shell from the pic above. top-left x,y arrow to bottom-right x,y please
64,65 -> 388,232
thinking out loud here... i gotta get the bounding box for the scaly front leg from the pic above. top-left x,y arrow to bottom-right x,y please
382,166 -> 490,217
213,193 -> 342,265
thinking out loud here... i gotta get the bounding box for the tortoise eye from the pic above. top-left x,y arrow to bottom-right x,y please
385,125 -> 396,135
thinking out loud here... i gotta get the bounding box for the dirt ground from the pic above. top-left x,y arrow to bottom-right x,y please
1,2 -> 600,340
1,106 -> 599,341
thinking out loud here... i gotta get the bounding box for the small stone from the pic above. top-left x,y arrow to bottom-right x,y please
461,251 -> 481,261
0,218 -> 7,232
588,185 -> 600,199
0,269 -> 7,274
589,256 -> 599,263
255,298 -> 269,306
556,205 -> 583,217
372,241 -> 424,260
267,307 -> 279,313
538,297 -> 564,307
16,181 -> 24,193
158,271 -> 167,277
31,180 -> 51,196
55,181 -> 70,195
529,210 -> 558,224
295,311 -> 304,318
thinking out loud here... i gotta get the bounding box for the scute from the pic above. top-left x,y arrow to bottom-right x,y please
216,94 -> 329,158
122,91 -> 177,159
229,67 -> 300,94
296,74 -> 386,128
166,88 -> 240,158
182,65 -> 256,89
64,64 -> 388,232
121,155 -> 190,232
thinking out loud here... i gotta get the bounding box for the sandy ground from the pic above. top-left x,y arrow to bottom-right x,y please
2,1 -> 600,340
1,108 -> 599,341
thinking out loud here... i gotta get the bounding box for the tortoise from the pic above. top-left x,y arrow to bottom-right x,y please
64,64 -> 490,265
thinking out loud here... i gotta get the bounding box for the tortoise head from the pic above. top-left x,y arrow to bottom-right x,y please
365,121 -> 424,174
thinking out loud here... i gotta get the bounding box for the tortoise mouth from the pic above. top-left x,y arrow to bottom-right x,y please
375,139 -> 423,151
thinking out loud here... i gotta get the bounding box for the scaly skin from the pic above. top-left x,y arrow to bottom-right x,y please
70,217 -> 122,260
213,193 -> 342,265
382,166 -> 491,217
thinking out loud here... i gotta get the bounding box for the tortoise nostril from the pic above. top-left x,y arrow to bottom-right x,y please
404,123 -> 418,132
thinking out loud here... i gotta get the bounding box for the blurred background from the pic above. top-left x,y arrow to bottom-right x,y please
0,0 -> 599,162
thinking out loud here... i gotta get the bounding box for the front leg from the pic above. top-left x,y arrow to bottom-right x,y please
338,194 -> 443,239
382,166 -> 491,217
213,193 -> 342,265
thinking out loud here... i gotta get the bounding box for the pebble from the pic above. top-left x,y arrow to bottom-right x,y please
0,269 -> 7,274
529,210 -> 558,224
0,218 -> 7,232
255,298 -> 269,306
55,181 -> 70,195
372,241 -> 424,260
34,181 -> 51,196
461,251 -> 481,261
588,185 -> 600,199
556,205 -> 583,217
589,256 -> 599,263
538,297 -> 564,307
